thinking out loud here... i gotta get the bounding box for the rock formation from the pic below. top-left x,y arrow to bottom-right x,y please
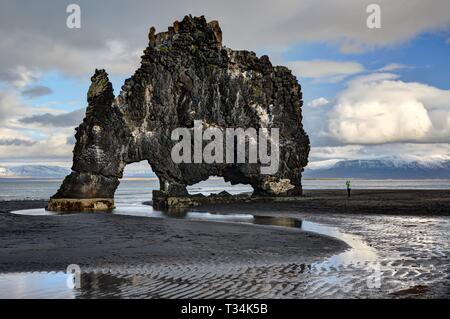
48,15 -> 310,212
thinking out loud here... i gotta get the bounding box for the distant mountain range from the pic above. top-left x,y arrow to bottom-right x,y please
1,159 -> 450,179
303,159 -> 450,179
0,165 -> 71,178
0,165 -> 155,178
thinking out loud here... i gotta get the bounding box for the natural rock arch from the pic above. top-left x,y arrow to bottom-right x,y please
48,15 -> 310,212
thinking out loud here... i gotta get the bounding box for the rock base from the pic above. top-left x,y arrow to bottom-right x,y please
47,198 -> 115,212
152,190 -> 305,210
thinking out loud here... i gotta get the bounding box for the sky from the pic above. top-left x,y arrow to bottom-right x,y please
0,0 -> 449,169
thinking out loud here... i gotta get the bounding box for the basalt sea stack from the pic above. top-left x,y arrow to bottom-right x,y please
48,15 -> 310,212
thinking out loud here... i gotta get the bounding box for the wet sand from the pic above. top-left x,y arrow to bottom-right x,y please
0,189 -> 449,298
0,200 -> 347,274
196,189 -> 450,298
215,189 -> 450,216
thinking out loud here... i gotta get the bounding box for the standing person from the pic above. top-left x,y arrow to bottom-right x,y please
346,180 -> 351,198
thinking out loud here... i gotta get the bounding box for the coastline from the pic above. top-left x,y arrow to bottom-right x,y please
0,199 -> 347,274
1,188 -> 449,272
193,189 -> 450,216
1,189 -> 449,298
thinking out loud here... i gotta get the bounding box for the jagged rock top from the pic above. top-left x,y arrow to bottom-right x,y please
148,16 -> 222,48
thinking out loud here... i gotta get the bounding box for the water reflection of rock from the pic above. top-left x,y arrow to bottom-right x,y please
77,273 -> 137,299
163,208 -> 189,218
253,216 -> 302,228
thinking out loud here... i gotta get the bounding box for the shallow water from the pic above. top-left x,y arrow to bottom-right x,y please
4,203 -> 381,298
3,178 -> 449,298
4,206 -> 449,298
0,272 -> 75,299
2,178 -> 450,201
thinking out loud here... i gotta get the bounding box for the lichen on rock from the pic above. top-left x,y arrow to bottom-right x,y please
48,15 -> 310,212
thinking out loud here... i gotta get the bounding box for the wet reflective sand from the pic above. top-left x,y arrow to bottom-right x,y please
4,203 -> 449,298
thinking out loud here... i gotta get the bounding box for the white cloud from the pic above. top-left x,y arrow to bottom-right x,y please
378,63 -> 410,72
287,60 -> 364,82
0,117 -> 76,160
0,138 -> 36,146
0,127 -> 33,143
0,1 -> 449,164
326,73 -> 450,144
0,66 -> 38,88
310,145 -> 366,161
0,87 -> 80,161
0,133 -> 74,159
310,143 -> 450,162
0,91 -> 27,125
0,0 -> 449,79
0,31 -> 142,76
307,97 -> 330,108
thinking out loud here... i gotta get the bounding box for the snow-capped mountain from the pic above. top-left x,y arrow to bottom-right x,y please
0,166 -> 9,176
304,159 -> 450,179
0,165 -> 156,178
123,169 -> 156,178
1,160 -> 450,179
0,165 -> 71,178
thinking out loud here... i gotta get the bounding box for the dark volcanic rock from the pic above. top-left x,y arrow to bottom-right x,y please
49,15 -> 310,211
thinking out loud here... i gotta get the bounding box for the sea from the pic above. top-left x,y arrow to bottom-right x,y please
1,177 -> 450,203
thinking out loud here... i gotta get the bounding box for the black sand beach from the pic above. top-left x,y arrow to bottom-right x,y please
196,189 -> 450,216
0,190 -> 449,298
0,198 -> 347,273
